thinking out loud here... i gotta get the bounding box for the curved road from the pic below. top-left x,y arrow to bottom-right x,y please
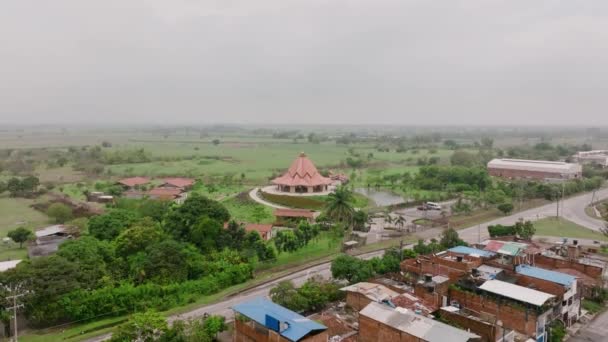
84,188 -> 608,342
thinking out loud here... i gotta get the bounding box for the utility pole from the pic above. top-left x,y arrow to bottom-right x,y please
4,283 -> 27,342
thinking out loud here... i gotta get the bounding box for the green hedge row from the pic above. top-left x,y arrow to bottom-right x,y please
60,263 -> 252,321
487,224 -> 516,237
260,191 -> 326,210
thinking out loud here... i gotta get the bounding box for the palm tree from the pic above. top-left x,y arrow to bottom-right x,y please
384,211 -> 393,227
325,186 -> 355,227
395,215 -> 406,231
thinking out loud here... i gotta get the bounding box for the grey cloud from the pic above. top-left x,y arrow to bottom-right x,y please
1,0 -> 607,125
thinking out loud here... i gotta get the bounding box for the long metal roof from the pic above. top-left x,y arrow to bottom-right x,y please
516,265 -> 576,288
232,297 -> 326,341
479,280 -> 554,306
360,302 -> 479,342
448,246 -> 495,258
487,158 -> 582,174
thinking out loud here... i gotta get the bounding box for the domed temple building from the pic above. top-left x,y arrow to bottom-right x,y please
271,153 -> 332,193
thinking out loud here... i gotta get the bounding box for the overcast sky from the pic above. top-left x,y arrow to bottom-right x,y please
1,1 -> 607,126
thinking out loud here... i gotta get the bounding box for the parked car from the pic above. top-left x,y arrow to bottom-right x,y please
417,202 -> 442,211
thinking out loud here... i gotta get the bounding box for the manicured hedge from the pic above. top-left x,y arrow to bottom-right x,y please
487,224 -> 516,237
260,191 -> 326,210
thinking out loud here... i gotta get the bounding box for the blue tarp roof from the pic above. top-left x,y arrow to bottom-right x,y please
232,297 -> 326,341
448,246 -> 495,258
516,265 -> 576,287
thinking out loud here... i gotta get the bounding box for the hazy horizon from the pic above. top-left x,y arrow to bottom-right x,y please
2,1 -> 608,126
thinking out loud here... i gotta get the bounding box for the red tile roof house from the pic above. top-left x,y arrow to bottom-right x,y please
272,152 -> 332,193
117,177 -> 151,189
223,222 -> 274,241
160,178 -> 196,190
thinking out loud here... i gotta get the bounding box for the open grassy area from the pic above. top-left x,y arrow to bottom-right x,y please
534,217 -> 608,241
0,196 -> 51,261
582,299 -> 604,314
221,193 -> 275,224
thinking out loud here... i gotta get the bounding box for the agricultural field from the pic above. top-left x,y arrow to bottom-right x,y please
0,195 -> 51,260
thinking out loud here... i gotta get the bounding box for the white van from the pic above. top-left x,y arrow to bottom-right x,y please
425,202 -> 442,210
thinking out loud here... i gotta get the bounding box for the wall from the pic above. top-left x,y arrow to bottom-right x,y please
534,255 -> 603,279
448,287 -> 541,337
358,314 -> 422,342
440,309 -> 497,342
345,292 -> 372,311
514,274 -> 566,297
234,319 -> 328,342
488,168 -> 580,180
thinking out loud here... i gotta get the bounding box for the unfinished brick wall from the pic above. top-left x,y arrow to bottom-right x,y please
359,315 -> 421,342
234,320 -> 328,342
401,255 -> 482,280
514,274 -> 566,297
345,292 -> 372,311
448,287 -> 541,337
440,310 -> 497,342
534,255 -> 603,279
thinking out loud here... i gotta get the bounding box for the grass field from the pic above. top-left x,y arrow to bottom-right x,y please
534,217 -> 608,241
0,196 -> 51,260
221,194 -> 275,224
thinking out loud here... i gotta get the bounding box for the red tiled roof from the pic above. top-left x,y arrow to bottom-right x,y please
484,240 -> 504,253
162,178 -> 195,188
148,187 -> 182,198
272,152 -> 332,187
274,208 -> 315,218
244,223 -> 273,235
117,177 -> 150,187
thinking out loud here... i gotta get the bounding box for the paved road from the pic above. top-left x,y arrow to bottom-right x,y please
84,188 -> 608,342
569,309 -> 608,342
248,187 -> 288,209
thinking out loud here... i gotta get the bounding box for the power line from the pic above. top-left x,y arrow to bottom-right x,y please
3,283 -> 28,342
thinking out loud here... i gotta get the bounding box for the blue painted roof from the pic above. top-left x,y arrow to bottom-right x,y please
448,246 -> 495,258
232,297 -> 326,341
516,265 -> 576,287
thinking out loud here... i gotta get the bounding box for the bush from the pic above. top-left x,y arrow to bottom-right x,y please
47,203 -> 73,223
260,192 -> 325,210
487,224 -> 516,237
497,202 -> 514,215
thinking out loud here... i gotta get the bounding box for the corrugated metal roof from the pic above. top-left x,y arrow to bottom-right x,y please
360,302 -> 479,342
232,297 -> 326,341
448,246 -> 495,258
479,280 -> 554,306
516,265 -> 576,287
482,240 -> 528,256
487,159 -> 582,174
340,282 -> 399,302
35,225 -> 66,238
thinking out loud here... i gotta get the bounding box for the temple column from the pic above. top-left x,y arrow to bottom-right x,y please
308,186 -> 313,193
290,186 -> 295,193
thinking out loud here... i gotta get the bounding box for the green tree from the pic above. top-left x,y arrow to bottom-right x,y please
270,280 -> 308,312
274,230 -> 300,253
88,209 -> 139,240
514,220 -> 535,240
190,217 -> 224,253
450,150 -> 478,167
439,228 -> 466,248
21,176 -> 40,193
212,139 -> 220,146
202,315 -> 227,340
47,203 -> 73,223
114,218 -> 166,258
7,227 -> 34,248
111,310 -> 168,342
164,194 -> 230,241
497,202 -> 514,215
353,210 -> 368,231
325,186 -> 355,227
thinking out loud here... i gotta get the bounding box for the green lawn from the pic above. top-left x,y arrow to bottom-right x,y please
258,233 -> 341,271
0,196 -> 51,261
222,194 -> 274,224
534,217 -> 608,241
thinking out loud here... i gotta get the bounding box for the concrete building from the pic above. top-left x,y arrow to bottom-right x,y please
573,150 -> 608,167
487,158 -> 582,180
232,297 -> 327,342
358,302 -> 480,342
341,282 -> 400,311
